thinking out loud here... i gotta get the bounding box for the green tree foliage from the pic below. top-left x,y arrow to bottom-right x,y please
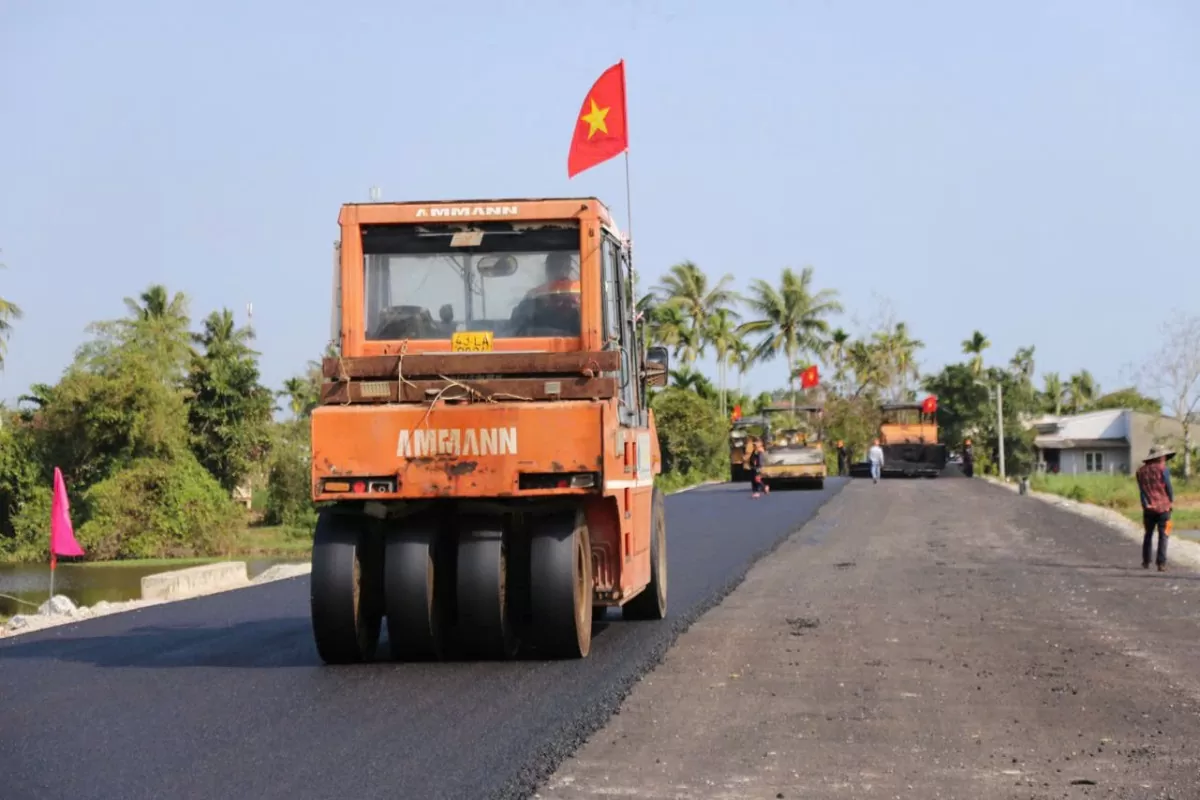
650,388 -> 727,479
1091,387 -> 1162,414
821,396 -> 881,463
0,282 -> 285,562
186,310 -> 274,491
738,266 -> 842,401
78,455 -> 240,560
923,354 -> 1040,476
0,258 -> 21,371
264,420 -> 317,530
961,330 -> 990,376
31,347 -> 189,490
0,420 -> 41,558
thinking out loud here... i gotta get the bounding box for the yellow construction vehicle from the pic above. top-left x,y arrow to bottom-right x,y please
757,405 -> 827,490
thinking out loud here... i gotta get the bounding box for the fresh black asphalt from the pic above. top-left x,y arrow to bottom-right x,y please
0,479 -> 847,800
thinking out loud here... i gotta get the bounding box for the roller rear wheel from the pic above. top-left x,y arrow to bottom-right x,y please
455,517 -> 520,659
624,488 -> 667,621
529,510 -> 593,659
310,511 -> 383,664
385,522 -> 449,661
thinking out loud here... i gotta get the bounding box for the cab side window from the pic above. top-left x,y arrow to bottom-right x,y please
615,245 -> 639,422
600,237 -> 621,347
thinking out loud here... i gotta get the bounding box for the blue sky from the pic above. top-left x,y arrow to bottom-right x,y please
2,0 -> 1198,404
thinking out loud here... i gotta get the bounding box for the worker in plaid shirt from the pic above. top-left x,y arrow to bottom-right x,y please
1135,444 -> 1175,572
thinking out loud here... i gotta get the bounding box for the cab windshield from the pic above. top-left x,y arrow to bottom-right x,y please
361,221 -> 581,341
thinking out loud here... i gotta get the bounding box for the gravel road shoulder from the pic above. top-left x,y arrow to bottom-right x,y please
539,478 -> 1200,800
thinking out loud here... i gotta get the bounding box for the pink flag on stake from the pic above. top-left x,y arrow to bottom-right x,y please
50,467 -> 84,567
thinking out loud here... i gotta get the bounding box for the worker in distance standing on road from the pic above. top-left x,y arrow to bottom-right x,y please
867,438 -> 884,484
750,439 -> 769,498
1135,444 -> 1175,572
836,439 -> 848,477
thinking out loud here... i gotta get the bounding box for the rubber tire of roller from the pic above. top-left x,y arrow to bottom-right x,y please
385,524 -> 448,661
530,509 -> 594,659
455,518 -> 520,660
310,511 -> 383,664
623,487 -> 668,621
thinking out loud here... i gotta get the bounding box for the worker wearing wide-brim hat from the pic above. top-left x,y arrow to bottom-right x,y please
1135,444 -> 1176,572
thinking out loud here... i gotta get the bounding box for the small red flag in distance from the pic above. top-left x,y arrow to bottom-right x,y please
732,405 -> 742,421
921,395 -> 938,414
567,61 -> 629,178
799,365 -> 820,389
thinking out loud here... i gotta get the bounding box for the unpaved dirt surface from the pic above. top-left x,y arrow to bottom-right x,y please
540,478 -> 1200,800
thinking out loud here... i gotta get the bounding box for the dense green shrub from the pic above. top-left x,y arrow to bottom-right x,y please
77,454 -> 241,560
264,421 -> 317,531
651,387 -> 727,479
3,485 -> 53,561
0,423 -> 40,553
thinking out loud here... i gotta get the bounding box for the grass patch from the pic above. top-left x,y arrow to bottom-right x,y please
80,556 -> 225,569
232,523 -> 313,557
655,470 -> 722,494
61,524 -> 312,568
1030,473 -> 1200,530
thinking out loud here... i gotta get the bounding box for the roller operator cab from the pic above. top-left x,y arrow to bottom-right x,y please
309,197 -> 671,664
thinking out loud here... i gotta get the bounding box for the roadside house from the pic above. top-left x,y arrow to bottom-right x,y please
1030,409 -> 1185,475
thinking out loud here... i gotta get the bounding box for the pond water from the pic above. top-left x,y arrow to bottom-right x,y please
0,557 -> 308,617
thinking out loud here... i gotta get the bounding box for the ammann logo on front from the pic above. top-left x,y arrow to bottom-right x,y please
397,427 -> 518,458
414,206 -> 519,218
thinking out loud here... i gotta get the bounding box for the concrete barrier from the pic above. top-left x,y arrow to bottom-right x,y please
140,561 -> 249,601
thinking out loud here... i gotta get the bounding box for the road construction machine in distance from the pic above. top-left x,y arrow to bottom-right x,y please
728,415 -> 768,482
849,401 -> 947,478
757,404 -> 828,489
309,197 -> 670,664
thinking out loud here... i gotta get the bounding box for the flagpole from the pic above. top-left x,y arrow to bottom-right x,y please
621,57 -> 634,286
623,151 -> 633,249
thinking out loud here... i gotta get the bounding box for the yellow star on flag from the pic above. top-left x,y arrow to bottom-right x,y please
580,98 -> 610,139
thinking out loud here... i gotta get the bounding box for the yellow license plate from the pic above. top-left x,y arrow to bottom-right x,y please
451,331 -> 494,352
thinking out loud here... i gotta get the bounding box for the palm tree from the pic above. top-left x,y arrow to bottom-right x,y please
193,308 -> 255,354
1009,346 -> 1035,384
729,338 -> 754,399
823,327 -> 852,391
705,308 -> 739,419
1067,370 -> 1098,414
737,266 -> 842,405
961,330 -> 991,376
278,377 -> 315,419
645,303 -> 688,356
653,261 -> 739,339
0,261 -> 21,371
121,283 -> 193,380
1042,372 -> 1064,415
872,322 -> 924,400
847,339 -> 887,397
668,366 -> 715,399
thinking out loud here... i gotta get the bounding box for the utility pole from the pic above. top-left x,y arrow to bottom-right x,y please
996,381 -> 1006,481
976,377 -> 1007,481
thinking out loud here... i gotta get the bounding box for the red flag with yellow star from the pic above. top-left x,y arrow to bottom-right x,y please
567,61 -> 628,178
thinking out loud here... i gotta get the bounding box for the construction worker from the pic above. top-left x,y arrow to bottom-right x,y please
836,440 -> 848,476
962,437 -> 975,478
527,251 -> 580,298
867,438 -> 884,484
512,252 -> 581,334
750,439 -> 769,498
1136,444 -> 1175,572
